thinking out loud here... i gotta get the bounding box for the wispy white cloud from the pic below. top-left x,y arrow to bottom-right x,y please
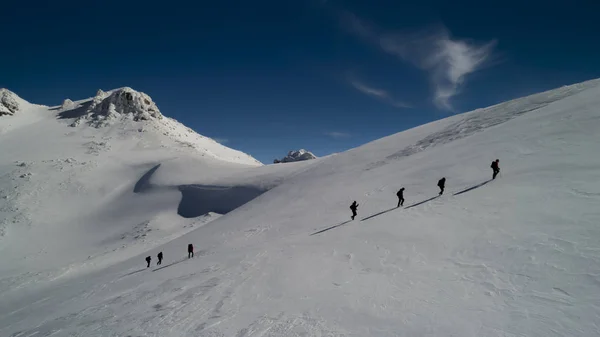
213,138 -> 229,144
349,79 -> 388,98
348,77 -> 411,108
342,13 -> 497,111
324,131 -> 351,139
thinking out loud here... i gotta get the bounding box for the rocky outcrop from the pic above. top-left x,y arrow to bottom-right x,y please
274,149 -> 317,164
0,89 -> 20,116
71,87 -> 163,128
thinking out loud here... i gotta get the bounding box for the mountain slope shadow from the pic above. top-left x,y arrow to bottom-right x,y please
133,163 -> 268,218
361,207 -> 397,221
404,196 -> 439,209
134,164 -> 161,193
178,185 -> 266,218
310,220 -> 352,236
57,101 -> 93,119
453,179 -> 493,196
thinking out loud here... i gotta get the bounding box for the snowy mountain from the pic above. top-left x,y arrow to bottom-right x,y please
0,87 -> 273,280
274,149 -> 317,163
68,87 -> 163,127
2,79 -> 600,337
0,89 -> 21,116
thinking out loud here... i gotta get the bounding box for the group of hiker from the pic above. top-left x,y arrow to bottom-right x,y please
145,253 -> 162,268
145,243 -> 195,268
349,159 -> 500,220
144,160 -> 501,267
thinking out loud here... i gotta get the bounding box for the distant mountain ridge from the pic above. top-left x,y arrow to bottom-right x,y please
0,86 -> 262,166
274,149 -> 317,163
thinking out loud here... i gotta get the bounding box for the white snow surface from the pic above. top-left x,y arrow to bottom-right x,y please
274,149 -> 317,163
2,79 -> 600,336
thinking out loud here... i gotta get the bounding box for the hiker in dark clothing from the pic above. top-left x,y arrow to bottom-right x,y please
438,177 -> 446,195
157,252 -> 163,265
145,256 -> 151,268
491,159 -> 500,179
350,201 -> 359,220
188,244 -> 194,258
397,188 -> 405,207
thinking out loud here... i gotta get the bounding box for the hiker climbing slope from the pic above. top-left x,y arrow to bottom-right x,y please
188,244 -> 194,258
157,252 -> 163,265
350,201 -> 359,220
145,256 -> 151,268
438,177 -> 446,195
397,188 -> 405,207
491,159 -> 500,179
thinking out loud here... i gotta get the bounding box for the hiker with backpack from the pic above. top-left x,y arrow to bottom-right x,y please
396,188 -> 405,207
350,201 -> 359,220
491,159 -> 500,179
438,177 -> 446,195
188,244 -> 194,258
145,256 -> 151,268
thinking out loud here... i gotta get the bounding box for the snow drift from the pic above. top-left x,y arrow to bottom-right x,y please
2,79 -> 600,337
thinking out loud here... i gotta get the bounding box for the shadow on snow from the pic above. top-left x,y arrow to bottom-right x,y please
310,220 -> 353,236
453,179 -> 493,196
361,195 -> 443,221
153,258 -> 188,272
133,164 -> 268,218
56,101 -> 93,119
120,268 -> 147,278
360,207 -> 397,222
133,164 -> 161,193
177,185 -> 265,218
404,196 -> 440,209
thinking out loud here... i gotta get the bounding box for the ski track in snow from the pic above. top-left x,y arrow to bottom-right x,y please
2,80 -> 600,336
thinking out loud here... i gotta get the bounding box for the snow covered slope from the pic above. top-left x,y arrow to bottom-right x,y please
0,87 -> 275,282
2,79 -> 600,336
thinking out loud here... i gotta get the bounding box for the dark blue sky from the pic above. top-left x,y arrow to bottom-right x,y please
2,0 -> 600,163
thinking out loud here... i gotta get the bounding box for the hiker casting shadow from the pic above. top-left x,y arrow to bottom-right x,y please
397,188 -> 405,207
188,244 -> 194,258
438,177 -> 446,195
491,159 -> 500,179
350,201 -> 359,220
